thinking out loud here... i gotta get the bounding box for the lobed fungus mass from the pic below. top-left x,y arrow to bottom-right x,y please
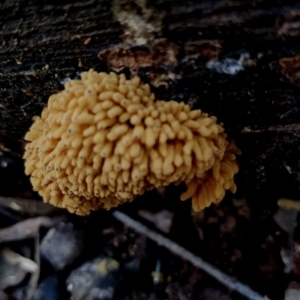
24,69 -> 240,215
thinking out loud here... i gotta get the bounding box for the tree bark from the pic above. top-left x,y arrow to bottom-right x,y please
1,0 -> 300,194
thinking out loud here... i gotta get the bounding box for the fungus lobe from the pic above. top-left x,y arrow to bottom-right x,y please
24,69 -> 240,215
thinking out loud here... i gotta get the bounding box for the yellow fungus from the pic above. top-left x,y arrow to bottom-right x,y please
24,69 -> 240,215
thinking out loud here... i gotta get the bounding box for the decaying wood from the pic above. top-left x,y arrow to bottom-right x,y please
1,0 -> 300,193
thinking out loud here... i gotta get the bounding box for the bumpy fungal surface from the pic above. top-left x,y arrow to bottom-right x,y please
24,69 -> 240,215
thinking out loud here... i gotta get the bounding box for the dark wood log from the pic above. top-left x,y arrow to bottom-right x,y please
1,0 -> 300,197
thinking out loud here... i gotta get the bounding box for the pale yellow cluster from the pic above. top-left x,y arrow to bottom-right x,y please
24,69 -> 239,215
180,141 -> 240,211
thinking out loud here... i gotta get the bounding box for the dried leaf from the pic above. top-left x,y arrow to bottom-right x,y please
274,208 -> 297,243
279,55 -> 300,84
278,198 -> 300,211
276,11 -> 300,38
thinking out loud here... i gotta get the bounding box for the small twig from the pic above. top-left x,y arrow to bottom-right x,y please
0,196 -> 58,216
0,216 -> 63,243
113,211 -> 265,300
25,235 -> 40,300
241,123 -> 300,134
0,144 -> 23,158
2,248 -> 38,274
